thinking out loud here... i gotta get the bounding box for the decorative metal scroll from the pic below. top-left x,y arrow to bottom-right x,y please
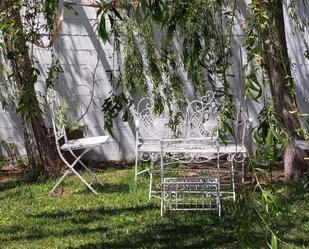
139,151 -> 159,162
136,97 -> 175,139
227,151 -> 248,163
185,91 -> 222,139
162,177 -> 220,212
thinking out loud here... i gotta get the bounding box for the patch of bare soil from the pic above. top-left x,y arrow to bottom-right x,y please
50,188 -> 71,197
93,160 -> 132,170
0,163 -> 29,184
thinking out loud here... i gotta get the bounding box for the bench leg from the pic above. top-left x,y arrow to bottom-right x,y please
241,160 -> 245,183
230,155 -> 236,202
148,161 -> 153,201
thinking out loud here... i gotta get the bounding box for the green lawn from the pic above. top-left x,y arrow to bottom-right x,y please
0,168 -> 308,249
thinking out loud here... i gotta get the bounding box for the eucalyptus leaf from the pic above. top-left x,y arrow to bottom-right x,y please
98,13 -> 109,42
271,234 -> 278,249
111,7 -> 123,20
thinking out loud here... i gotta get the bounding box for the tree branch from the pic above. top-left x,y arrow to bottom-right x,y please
63,0 -> 139,9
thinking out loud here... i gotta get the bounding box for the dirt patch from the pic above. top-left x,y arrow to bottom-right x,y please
0,163 -> 29,184
50,188 -> 71,197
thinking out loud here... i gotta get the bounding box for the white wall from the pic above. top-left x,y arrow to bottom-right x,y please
0,0 -> 308,161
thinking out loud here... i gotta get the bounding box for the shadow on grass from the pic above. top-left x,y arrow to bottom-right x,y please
0,224 -> 108,242
75,181 -> 130,195
1,205 -> 156,243
29,204 -> 157,220
64,210 -> 251,249
0,179 -> 30,192
0,180 -> 33,200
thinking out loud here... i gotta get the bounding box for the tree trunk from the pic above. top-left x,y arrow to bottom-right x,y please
262,0 -> 308,180
1,0 -> 63,178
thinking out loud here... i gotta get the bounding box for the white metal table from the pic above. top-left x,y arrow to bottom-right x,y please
159,138 -> 221,217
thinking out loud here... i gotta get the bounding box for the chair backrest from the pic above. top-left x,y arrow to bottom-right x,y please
184,91 -> 222,139
46,88 -> 68,147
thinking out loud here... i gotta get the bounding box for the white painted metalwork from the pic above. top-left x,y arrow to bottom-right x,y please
134,97 -> 177,181
135,91 -> 251,213
47,89 -> 109,195
158,92 -> 222,216
162,177 -> 220,212
159,138 -> 221,217
221,105 -> 250,185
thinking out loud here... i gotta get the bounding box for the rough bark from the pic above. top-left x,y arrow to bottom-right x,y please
1,0 -> 63,177
262,0 -> 308,180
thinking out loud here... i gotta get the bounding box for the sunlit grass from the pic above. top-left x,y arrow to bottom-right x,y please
0,168 -> 308,249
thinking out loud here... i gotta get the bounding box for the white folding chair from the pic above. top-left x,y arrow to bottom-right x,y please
47,89 -> 109,195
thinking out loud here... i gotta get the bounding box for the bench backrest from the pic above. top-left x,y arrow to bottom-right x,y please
135,92 -> 249,146
136,98 -> 175,141
184,91 -> 221,139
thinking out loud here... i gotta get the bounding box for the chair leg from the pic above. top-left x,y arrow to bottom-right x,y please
70,166 -> 98,195
160,145 -> 164,217
51,149 -> 98,195
49,169 -> 70,195
69,149 -> 104,187
217,148 -> 221,218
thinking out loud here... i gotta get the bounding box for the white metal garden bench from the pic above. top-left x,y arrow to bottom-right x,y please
47,89 -> 109,195
135,91 -> 250,215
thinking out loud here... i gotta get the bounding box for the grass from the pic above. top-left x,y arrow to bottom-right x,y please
0,167 -> 308,249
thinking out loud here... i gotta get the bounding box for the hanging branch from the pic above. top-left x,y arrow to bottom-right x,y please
33,1 -> 139,48
34,10 -> 64,48
62,1 -> 139,9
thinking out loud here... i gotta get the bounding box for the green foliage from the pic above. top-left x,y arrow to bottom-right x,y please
16,68 -> 40,119
0,62 -> 9,110
0,139 -> 20,162
244,66 -> 262,102
138,22 -> 164,111
45,59 -> 63,90
98,14 -> 109,42
97,2 -> 123,44
252,106 -> 288,164
123,21 -> 147,94
43,0 -> 59,32
218,94 -> 236,144
102,93 -> 132,137
98,0 -> 237,136
0,0 -> 65,119
288,0 -> 309,32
